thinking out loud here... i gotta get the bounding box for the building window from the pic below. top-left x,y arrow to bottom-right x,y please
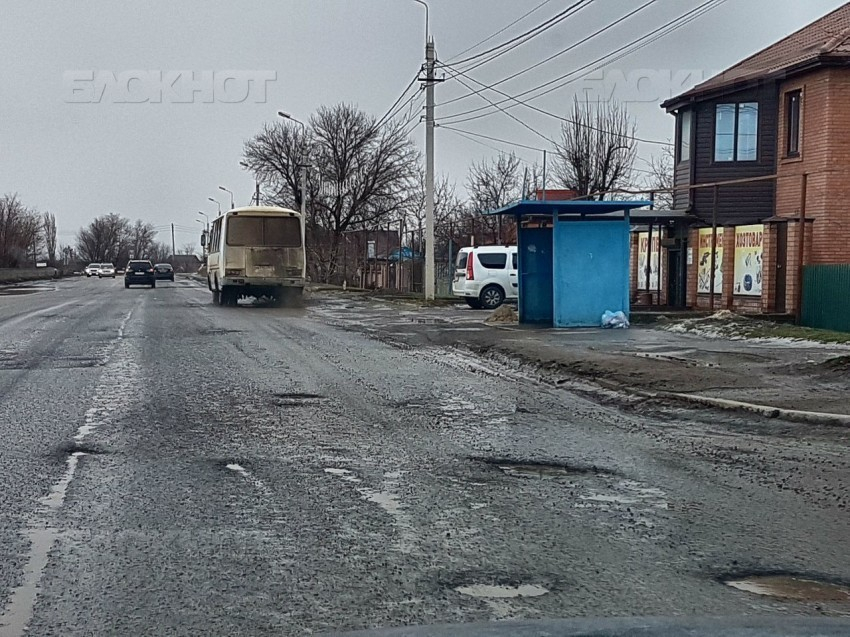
678,110 -> 692,162
786,90 -> 802,156
714,102 -> 759,162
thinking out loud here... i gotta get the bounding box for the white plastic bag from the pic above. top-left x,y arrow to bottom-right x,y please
601,310 -> 630,329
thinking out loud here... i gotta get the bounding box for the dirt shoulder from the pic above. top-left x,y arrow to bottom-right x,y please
310,292 -> 850,418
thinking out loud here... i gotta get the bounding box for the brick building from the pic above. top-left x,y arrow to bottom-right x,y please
644,3 -> 850,314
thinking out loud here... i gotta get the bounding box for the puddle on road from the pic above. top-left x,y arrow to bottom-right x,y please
472,457 -> 608,479
724,575 -> 850,601
0,287 -> 48,296
455,584 -> 549,599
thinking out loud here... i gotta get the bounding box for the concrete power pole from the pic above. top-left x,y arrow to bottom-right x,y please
424,36 -> 436,300
171,224 -> 176,258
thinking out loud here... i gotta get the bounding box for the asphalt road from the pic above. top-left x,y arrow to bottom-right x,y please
0,277 -> 849,636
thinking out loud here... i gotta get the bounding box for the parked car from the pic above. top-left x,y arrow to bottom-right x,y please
84,263 -> 100,277
452,245 -> 518,310
98,263 -> 116,278
153,263 -> 174,281
124,260 -> 156,288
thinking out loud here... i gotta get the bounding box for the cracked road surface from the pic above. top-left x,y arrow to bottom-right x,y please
1,277 -> 849,635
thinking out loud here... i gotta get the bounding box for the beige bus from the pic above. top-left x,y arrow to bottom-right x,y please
202,205 -> 306,307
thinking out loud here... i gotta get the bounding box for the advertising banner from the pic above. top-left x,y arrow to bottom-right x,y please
636,232 -> 663,291
733,224 -> 763,296
697,228 -> 723,294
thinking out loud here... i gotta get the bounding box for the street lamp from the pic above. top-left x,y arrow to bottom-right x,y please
412,0 -> 429,42
277,111 -> 309,222
218,185 -> 234,209
240,161 -> 261,205
207,197 -> 221,214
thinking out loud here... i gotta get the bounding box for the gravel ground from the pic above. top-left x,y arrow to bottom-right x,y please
0,278 -> 848,636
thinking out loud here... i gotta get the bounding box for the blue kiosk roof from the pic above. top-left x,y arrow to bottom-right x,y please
485,199 -> 653,218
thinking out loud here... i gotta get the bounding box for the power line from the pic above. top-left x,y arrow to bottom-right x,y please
441,126 -> 537,166
438,0 -> 727,129
440,125 -> 546,153
436,0 -> 659,108
443,0 -> 556,63
374,71 -> 421,130
448,0 -> 591,68
442,62 -> 671,146
441,124 -> 658,176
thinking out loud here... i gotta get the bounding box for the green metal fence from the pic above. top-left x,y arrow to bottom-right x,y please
801,264 -> 850,333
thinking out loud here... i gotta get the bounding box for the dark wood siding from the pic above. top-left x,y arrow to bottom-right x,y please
673,160 -> 691,210
690,82 -> 778,225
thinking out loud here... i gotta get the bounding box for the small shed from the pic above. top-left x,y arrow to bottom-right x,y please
486,199 -> 652,327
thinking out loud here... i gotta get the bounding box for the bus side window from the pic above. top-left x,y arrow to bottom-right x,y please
210,220 -> 222,253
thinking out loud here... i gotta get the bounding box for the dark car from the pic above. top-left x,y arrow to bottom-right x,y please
124,260 -> 156,288
153,263 -> 174,281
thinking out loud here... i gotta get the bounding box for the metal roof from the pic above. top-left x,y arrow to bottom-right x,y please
484,199 -> 653,218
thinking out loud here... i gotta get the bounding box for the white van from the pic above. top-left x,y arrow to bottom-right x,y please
452,245 -> 518,309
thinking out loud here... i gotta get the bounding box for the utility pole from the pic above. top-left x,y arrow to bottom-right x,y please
424,35 -> 436,300
171,223 -> 176,259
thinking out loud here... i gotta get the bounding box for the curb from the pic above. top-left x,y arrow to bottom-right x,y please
658,391 -> 850,427
480,346 -> 850,428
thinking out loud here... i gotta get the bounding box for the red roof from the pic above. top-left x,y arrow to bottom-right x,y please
663,3 -> 850,109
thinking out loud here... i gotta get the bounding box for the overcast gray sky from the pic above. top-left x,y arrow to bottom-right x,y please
0,0 -> 845,248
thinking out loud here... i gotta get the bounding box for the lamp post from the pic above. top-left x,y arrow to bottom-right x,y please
218,186 -> 234,209
240,161 -> 260,205
277,111 -> 309,222
207,197 -> 221,215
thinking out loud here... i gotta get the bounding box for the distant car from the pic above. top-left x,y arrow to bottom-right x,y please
98,263 -> 116,278
153,263 -> 174,281
124,260 -> 156,288
84,263 -> 100,277
452,245 -> 518,310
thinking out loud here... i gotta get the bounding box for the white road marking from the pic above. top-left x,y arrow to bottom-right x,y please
226,464 -> 272,496
0,308 -> 139,637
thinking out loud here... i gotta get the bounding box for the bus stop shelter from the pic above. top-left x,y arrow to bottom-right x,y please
486,199 -> 652,327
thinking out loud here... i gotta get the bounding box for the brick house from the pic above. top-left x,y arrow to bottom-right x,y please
652,3 -> 850,314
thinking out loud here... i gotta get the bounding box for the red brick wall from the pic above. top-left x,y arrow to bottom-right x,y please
778,68 -> 850,266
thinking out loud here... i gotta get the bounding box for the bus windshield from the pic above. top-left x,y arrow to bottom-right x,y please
226,215 -> 301,247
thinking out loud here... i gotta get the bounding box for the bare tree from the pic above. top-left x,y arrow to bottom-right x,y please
42,212 -> 57,265
554,96 -> 637,200
465,153 -> 522,245
244,103 -> 420,282
401,173 -> 465,259
645,145 -> 674,210
148,241 -> 172,264
179,242 -> 198,255
76,214 -> 129,263
0,194 -> 42,268
127,220 -> 157,262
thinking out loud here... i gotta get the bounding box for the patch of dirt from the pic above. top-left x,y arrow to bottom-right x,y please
485,305 -> 518,324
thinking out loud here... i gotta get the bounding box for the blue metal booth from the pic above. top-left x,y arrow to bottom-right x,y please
486,199 -> 652,327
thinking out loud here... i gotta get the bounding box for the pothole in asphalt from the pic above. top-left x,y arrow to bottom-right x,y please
409,318 -> 448,324
274,392 -> 324,400
470,457 -> 611,479
455,584 -> 549,599
0,287 -> 45,296
724,575 -> 850,601
54,442 -> 104,458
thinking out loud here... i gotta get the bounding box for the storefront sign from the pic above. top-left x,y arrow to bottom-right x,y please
733,224 -> 763,296
697,228 -> 723,294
